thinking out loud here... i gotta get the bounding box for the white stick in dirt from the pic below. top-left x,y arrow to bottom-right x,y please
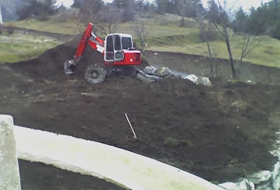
125,113 -> 137,139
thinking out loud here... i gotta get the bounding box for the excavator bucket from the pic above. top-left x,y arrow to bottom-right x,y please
64,59 -> 75,75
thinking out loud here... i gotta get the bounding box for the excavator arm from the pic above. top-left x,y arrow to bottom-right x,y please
64,23 -> 105,74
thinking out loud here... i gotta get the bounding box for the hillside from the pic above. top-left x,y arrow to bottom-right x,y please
5,11 -> 280,69
1,8 -> 280,189
0,35 -> 279,184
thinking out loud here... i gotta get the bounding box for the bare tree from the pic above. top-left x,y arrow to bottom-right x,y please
176,0 -> 191,26
231,33 -> 266,75
132,15 -> 151,53
231,7 -> 267,64
76,0 -> 104,33
239,34 -> 266,62
206,0 -> 237,78
75,0 -> 122,36
176,0 -> 202,26
96,6 -> 121,36
197,19 -> 219,75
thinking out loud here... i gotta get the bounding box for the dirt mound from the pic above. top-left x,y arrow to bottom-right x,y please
10,35 -> 148,82
3,37 -> 280,183
10,35 -> 104,81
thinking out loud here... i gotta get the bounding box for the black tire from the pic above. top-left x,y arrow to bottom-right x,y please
84,64 -> 107,84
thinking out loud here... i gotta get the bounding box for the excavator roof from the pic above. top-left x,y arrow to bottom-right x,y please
107,33 -> 133,38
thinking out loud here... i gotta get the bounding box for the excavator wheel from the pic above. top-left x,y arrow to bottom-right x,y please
84,64 -> 107,84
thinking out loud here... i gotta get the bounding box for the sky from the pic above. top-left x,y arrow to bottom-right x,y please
201,0 -> 271,11
56,0 -> 271,11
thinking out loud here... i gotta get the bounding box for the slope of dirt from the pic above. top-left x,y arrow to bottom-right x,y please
2,36 -> 280,184
9,35 -> 104,81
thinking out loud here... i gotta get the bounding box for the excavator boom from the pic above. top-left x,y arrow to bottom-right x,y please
64,23 -> 104,74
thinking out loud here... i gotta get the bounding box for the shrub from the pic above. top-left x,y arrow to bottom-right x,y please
36,14 -> 49,21
7,25 -> 15,35
0,25 -> 3,35
163,137 -> 180,147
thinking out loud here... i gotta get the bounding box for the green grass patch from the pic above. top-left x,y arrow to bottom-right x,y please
184,140 -> 196,147
163,137 -> 196,148
6,16 -> 83,35
5,12 -> 280,68
146,35 -> 280,68
163,137 -> 180,147
0,33 -> 61,63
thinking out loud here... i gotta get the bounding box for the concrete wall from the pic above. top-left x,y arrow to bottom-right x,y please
14,125 -> 224,190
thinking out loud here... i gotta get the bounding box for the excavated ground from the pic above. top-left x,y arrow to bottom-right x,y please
1,36 -> 280,188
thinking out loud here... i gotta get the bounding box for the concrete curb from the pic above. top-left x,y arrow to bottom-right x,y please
14,125 -> 224,190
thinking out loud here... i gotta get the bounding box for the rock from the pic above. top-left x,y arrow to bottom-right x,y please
256,183 -> 273,190
182,74 -> 198,84
143,66 -> 157,75
134,69 -> 160,83
154,67 -> 171,77
248,170 -> 271,184
198,77 -> 212,86
218,182 -> 237,189
219,179 -> 255,190
220,133 -> 280,190
272,162 -> 280,190
182,75 -> 212,86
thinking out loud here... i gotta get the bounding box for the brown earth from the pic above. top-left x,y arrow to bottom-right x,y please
1,36 -> 280,186
20,160 -> 126,190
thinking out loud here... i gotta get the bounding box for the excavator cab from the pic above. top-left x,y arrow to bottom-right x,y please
104,34 -> 141,66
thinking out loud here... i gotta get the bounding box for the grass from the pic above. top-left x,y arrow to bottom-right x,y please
6,17 -> 83,35
146,35 -> 280,68
163,137 -> 180,147
0,32 -> 61,63
4,12 -> 280,68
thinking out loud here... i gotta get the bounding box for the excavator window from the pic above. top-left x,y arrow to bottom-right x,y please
114,35 -> 124,60
106,35 -> 114,60
122,37 -> 132,49
106,35 -> 125,61
115,35 -> 121,50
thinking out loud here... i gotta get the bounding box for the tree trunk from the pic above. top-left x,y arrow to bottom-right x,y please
140,40 -> 145,55
206,41 -> 213,74
225,38 -> 237,78
181,16 -> 185,26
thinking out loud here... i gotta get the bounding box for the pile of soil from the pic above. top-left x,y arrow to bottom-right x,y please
10,35 -> 104,80
2,35 -> 280,184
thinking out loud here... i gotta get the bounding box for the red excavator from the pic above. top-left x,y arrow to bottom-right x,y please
64,23 -> 158,83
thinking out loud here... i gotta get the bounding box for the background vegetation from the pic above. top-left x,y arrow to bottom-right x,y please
0,0 -> 280,75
